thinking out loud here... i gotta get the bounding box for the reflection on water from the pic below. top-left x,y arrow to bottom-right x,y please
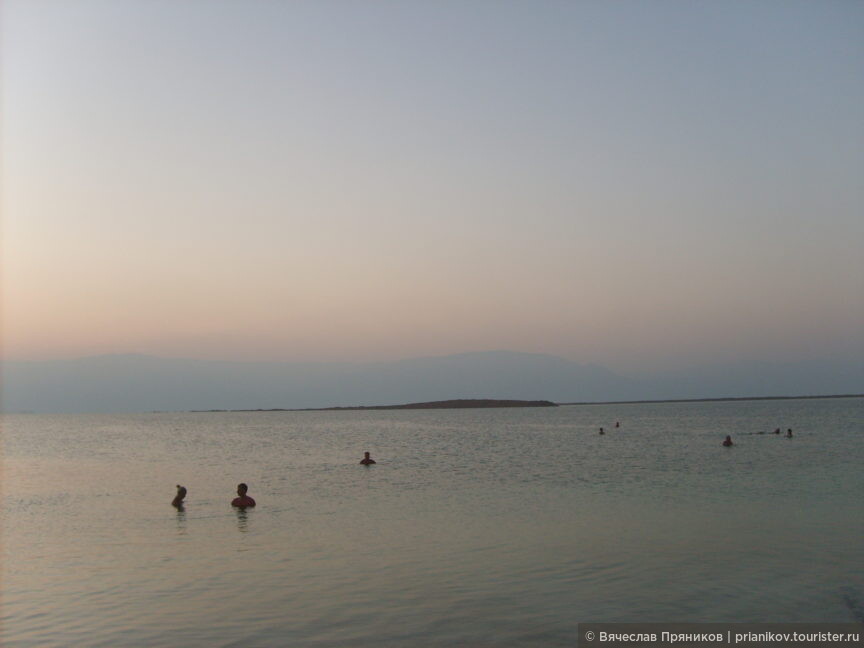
175,507 -> 187,533
235,507 -> 249,533
1,398 -> 862,647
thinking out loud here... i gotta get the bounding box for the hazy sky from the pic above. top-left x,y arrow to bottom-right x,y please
2,0 -> 862,373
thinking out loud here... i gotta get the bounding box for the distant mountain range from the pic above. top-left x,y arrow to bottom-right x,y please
1,351 -> 861,413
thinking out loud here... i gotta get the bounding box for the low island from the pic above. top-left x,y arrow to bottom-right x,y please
194,399 -> 558,412
316,399 -> 558,411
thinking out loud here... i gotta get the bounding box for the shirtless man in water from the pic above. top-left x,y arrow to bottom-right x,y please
172,485 -> 187,508
231,483 -> 256,508
359,451 -> 376,465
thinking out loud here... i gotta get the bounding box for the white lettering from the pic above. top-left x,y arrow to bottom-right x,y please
662,632 -> 723,643
600,632 -> 658,642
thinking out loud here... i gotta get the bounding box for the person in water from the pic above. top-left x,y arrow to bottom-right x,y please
774,428 -> 781,435
172,484 -> 187,508
615,421 -> 620,428
360,451 -> 376,465
786,428 -> 793,438
599,427 -> 605,435
722,435 -> 734,447
231,483 -> 256,508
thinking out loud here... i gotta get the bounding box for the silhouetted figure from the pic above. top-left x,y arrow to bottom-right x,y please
722,435 -> 734,447
360,451 -> 376,465
232,483 -> 256,508
615,421 -> 620,428
599,427 -> 605,435
774,428 -> 781,435
172,485 -> 187,509
786,428 -> 793,438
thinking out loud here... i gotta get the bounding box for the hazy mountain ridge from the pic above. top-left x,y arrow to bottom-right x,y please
1,351 -> 861,413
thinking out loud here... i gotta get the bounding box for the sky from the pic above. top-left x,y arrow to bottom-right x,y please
2,0 -> 863,375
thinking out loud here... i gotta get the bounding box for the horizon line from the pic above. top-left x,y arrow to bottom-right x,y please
169,393 -> 863,414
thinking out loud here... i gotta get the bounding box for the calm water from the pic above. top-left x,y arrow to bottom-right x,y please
2,398 -> 863,647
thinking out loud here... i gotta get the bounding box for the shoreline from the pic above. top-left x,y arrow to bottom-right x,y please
187,393 -> 863,413
192,398 -> 558,413
559,393 -> 863,406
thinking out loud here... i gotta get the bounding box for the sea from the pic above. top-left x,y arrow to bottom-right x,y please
1,397 -> 862,647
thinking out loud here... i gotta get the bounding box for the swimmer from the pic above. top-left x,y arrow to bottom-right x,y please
231,483 -> 256,508
172,484 -> 187,508
599,427 -> 605,435
774,428 -> 781,435
786,428 -> 793,438
722,435 -> 733,447
615,421 -> 620,428
359,451 -> 376,465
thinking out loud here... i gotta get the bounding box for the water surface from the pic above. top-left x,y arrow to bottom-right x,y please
2,398 -> 862,646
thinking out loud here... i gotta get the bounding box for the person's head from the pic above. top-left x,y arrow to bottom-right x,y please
364,452 -> 371,458
725,435 -> 731,440
176,485 -> 187,499
237,483 -> 248,496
